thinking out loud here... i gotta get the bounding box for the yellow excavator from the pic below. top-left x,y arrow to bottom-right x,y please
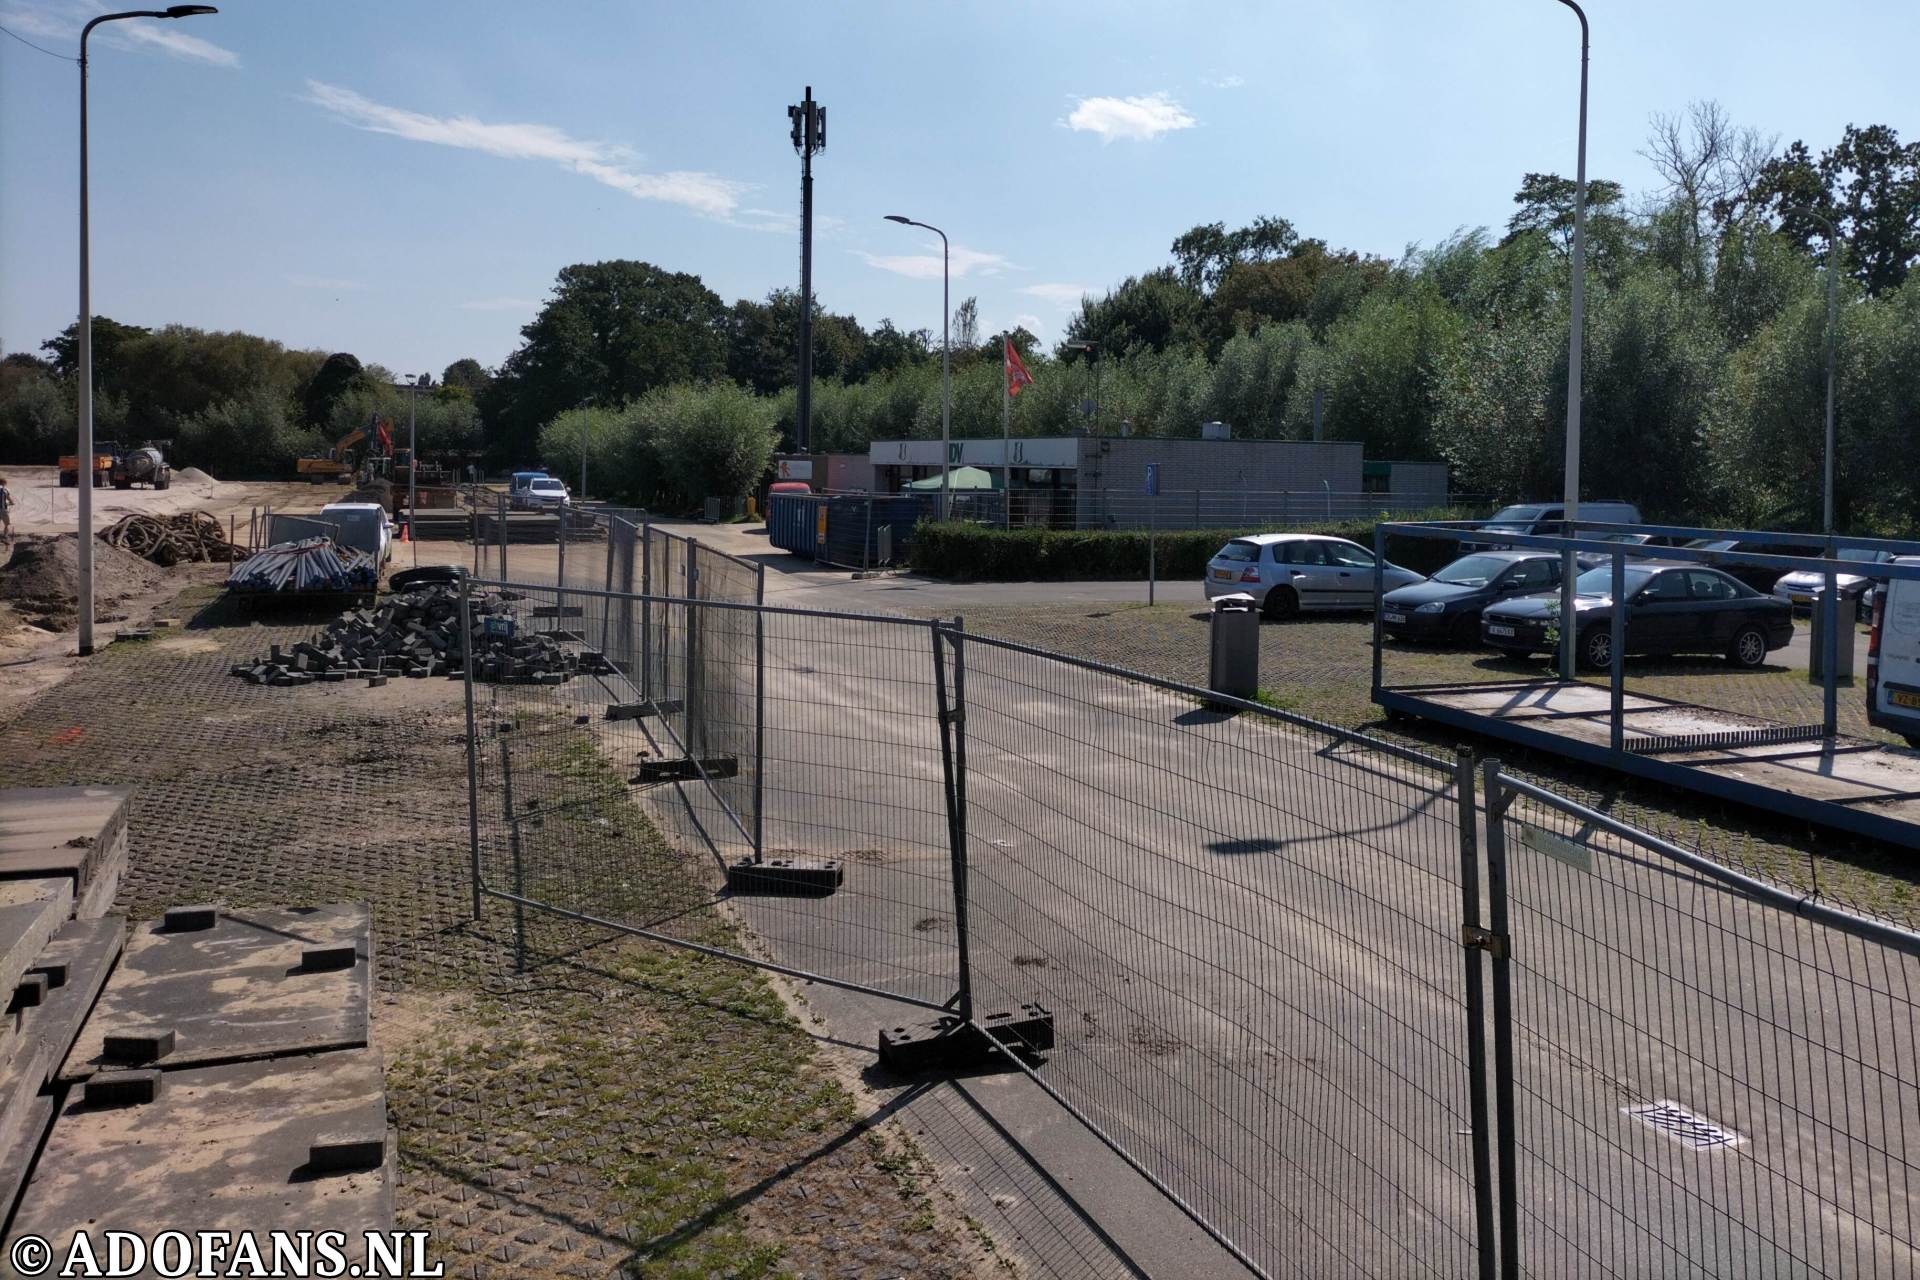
295,427 -> 367,484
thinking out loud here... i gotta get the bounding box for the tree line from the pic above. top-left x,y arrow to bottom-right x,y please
2,103 -> 1914,527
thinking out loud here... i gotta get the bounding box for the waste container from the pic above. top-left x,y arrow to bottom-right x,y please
1808,590 -> 1857,682
1209,592 -> 1260,703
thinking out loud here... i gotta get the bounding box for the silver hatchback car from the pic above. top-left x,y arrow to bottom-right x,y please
1203,534 -> 1424,619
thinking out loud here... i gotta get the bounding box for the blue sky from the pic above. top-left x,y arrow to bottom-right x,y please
2,0 -> 1914,376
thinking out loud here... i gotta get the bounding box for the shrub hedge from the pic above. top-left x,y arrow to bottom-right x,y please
909,510 -> 1481,582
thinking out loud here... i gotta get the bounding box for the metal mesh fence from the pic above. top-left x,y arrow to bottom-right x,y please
464,579 -> 963,1011
1486,770 -> 1920,1278
950,630 -> 1484,1279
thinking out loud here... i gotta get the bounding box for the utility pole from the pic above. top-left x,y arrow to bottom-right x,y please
789,87 -> 826,454
1553,0 -> 1590,682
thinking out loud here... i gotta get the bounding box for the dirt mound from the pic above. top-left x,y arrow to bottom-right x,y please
174,467 -> 215,484
0,533 -> 163,628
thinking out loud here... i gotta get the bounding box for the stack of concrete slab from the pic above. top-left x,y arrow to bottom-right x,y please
0,790 -> 390,1262
0,786 -> 129,922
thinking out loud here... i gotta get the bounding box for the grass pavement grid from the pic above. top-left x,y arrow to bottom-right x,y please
0,578 -> 1006,1280
927,601 -> 1920,931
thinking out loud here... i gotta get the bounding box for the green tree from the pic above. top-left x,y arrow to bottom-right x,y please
1062,268 -> 1205,358
39,317 -> 151,386
637,382 -> 779,508
1171,215 -> 1298,292
441,358 -> 491,395
302,352 -> 368,431
483,260 -> 728,461
1751,125 -> 1920,296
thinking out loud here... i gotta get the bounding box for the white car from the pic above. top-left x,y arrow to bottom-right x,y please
1203,533 -> 1424,619
521,477 -> 572,511
318,501 -> 395,566
1772,547 -> 1892,613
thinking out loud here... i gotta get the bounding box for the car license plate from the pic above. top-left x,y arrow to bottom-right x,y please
1892,690 -> 1920,710
1791,593 -> 1810,605
1383,612 -> 1406,625
1212,569 -> 1234,581
1488,624 -> 1516,638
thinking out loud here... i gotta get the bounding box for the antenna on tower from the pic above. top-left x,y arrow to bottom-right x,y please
789,86 -> 825,453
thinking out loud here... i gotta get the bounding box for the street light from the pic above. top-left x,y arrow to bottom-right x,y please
1552,0 -> 1590,681
1783,207 -> 1841,541
885,215 -> 952,520
74,5 -> 218,657
1064,340 -> 1101,432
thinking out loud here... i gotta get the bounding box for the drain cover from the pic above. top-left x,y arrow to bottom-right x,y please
1622,1100 -> 1747,1150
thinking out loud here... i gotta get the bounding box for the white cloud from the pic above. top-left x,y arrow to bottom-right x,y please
286,274 -> 366,291
1063,93 -> 1196,143
1202,72 -> 1245,90
856,245 -> 1011,281
0,2 -> 238,64
303,81 -> 748,219
1014,313 -> 1046,336
461,297 -> 538,312
1020,283 -> 1093,309
119,22 -> 238,67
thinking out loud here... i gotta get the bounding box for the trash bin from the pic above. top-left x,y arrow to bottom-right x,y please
1209,592 -> 1260,704
1808,591 -> 1857,682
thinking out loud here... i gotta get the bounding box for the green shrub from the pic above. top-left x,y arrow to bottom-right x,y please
908,509 -> 1480,581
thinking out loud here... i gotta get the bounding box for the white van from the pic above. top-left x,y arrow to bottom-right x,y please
1866,556 -> 1920,748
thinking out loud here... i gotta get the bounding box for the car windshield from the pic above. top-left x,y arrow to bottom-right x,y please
1686,539 -> 1736,551
1837,548 -> 1886,564
1214,541 -> 1260,562
1574,565 -> 1654,597
1486,505 -> 1545,527
531,480 -> 564,492
1433,555 -> 1512,587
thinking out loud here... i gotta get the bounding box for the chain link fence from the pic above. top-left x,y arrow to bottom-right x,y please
457,550 -> 1920,1280
1479,764 -> 1920,1279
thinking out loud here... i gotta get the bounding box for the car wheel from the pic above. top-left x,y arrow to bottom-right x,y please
1261,586 -> 1299,621
1727,623 -> 1769,669
1578,625 -> 1613,671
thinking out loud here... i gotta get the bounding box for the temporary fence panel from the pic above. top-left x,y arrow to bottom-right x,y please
1479,765 -> 1920,1279
463,575 -> 967,1015
948,630 -> 1487,1280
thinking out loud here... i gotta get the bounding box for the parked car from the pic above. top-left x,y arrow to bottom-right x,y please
1381,550 -> 1563,644
521,477 -> 572,511
1203,534 -> 1423,619
1480,561 -> 1793,670
1867,557 -> 1920,748
1682,538 -> 1810,595
1772,547 -> 1894,614
1469,500 -> 1641,548
508,470 -> 550,508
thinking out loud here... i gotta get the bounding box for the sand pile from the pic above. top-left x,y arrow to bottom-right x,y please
0,533 -> 163,628
174,467 -> 215,484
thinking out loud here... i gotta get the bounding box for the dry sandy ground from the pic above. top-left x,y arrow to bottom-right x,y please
0,467 -> 349,725
2,464 -> 343,540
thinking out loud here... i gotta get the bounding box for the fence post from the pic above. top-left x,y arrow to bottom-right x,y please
930,617 -> 975,1025
1610,551 -> 1626,750
686,547 -> 704,754
640,519 -> 653,700
752,563 -> 767,866
496,490 -> 509,581
1372,523 -> 1386,696
461,571 -> 482,922
556,504 -> 567,588
1454,747 -> 1497,1280
1478,756 -> 1519,1280
1822,564 -> 1839,738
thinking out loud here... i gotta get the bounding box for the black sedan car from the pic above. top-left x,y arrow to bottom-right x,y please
1481,562 -> 1794,670
1381,551 -> 1563,643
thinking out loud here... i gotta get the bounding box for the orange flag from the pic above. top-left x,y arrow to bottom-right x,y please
1004,337 -> 1034,398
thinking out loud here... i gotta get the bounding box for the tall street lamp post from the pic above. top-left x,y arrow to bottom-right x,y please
1783,207 -> 1841,541
1552,0 -> 1590,681
75,5 -> 218,656
884,215 -> 951,520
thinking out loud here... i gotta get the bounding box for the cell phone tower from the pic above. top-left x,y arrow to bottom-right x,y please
788,86 -> 825,453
